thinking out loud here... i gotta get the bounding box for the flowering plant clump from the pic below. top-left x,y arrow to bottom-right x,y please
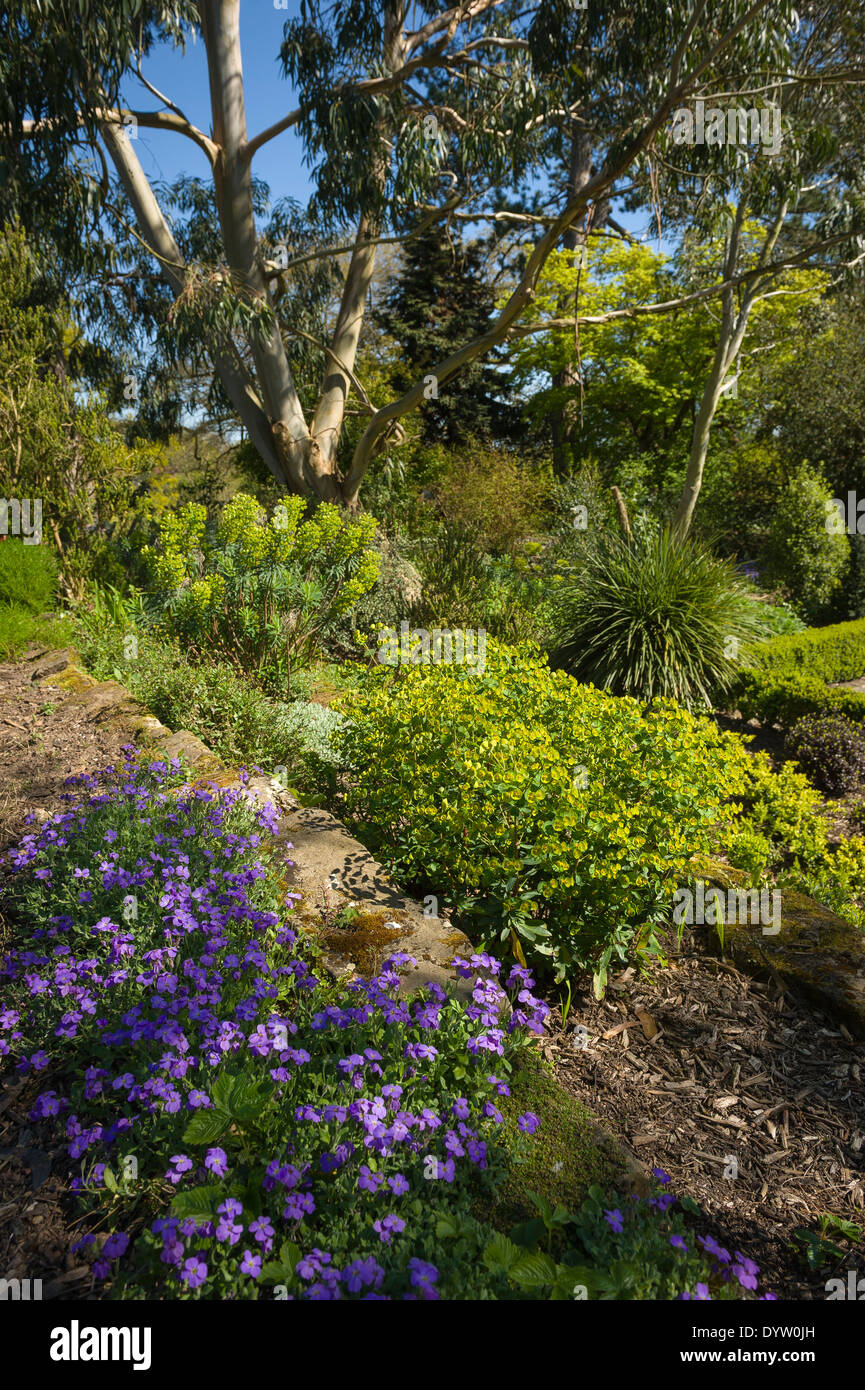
141,493 -> 380,692
336,640 -> 751,990
484,1172 -> 774,1301
0,753 -> 552,1300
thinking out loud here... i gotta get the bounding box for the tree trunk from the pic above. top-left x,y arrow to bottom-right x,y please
671,197 -> 786,540
550,120 -> 610,477
199,0 -> 312,493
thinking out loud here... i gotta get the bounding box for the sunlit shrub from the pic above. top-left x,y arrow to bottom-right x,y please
141,493 -> 380,691
336,640 -> 749,989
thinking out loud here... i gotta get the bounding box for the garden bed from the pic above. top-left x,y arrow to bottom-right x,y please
547,940 -> 865,1298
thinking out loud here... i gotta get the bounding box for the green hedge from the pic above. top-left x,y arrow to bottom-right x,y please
729,669 -> 865,726
729,618 -> 865,727
742,618 -> 865,683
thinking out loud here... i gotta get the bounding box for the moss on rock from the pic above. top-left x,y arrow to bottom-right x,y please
477,1051 -> 643,1232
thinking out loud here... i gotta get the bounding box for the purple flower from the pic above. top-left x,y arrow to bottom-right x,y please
372,1214 -> 406,1245
166,1154 -> 193,1184
204,1147 -> 228,1177
408,1257 -> 439,1297
240,1249 -> 262,1279
652,1167 -> 671,1184
670,1234 -> 688,1253
517,1111 -> 540,1135
604,1208 -> 624,1234
102,1232 -> 129,1260
180,1256 -> 208,1289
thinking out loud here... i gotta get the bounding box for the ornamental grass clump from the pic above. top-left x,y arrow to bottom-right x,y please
550,529 -> 764,709
141,492 -> 380,692
336,640 -> 751,990
0,753 -> 550,1300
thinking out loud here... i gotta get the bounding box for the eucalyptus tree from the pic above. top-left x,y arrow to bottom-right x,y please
649,1 -> 865,537
5,0 -> 855,508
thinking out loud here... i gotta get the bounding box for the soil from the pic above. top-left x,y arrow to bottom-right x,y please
544,938 -> 865,1299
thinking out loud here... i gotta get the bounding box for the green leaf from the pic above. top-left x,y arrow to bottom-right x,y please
509,1251 -> 558,1288
171,1184 -> 224,1220
182,1108 -> 231,1146
483,1232 -> 522,1274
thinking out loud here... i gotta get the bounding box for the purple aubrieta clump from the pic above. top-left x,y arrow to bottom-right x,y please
0,753 -> 562,1300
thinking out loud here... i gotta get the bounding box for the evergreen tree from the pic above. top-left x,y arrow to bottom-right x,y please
374,225 -> 519,447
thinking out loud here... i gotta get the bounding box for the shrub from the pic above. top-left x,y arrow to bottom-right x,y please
786,715 -> 865,796
0,228 -> 160,599
72,604 -> 334,789
336,640 -> 749,988
763,463 -> 849,620
550,529 -> 764,709
433,447 -> 550,556
718,753 -> 829,880
753,599 -> 807,638
718,749 -> 865,925
741,618 -> 865,684
141,493 -> 380,692
728,669 -> 865,728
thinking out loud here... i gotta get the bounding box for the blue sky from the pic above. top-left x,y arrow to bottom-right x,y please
127,5 -> 657,245
126,6 -> 311,205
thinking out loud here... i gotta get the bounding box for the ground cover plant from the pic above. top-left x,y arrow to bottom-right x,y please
0,538 -> 73,658
0,750 -> 771,1302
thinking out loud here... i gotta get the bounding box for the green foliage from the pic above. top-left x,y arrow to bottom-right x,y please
718,749 -> 865,926
729,668 -> 865,728
752,598 -> 808,638
0,604 -> 72,660
790,1214 -> 863,1272
766,296 -> 865,499
336,640 -> 749,986
729,618 -> 865,729
786,715 -> 865,797
0,538 -> 57,612
509,237 -> 824,496
719,753 -> 829,882
764,464 -> 849,620
433,448 -> 550,556
371,226 -> 519,448
0,225 -> 162,596
71,601 -> 338,789
485,1182 -> 763,1301
550,529 -> 764,709
741,617 -> 865,684
141,493 -> 380,692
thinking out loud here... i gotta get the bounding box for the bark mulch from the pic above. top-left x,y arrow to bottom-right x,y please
543,937 -> 865,1299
